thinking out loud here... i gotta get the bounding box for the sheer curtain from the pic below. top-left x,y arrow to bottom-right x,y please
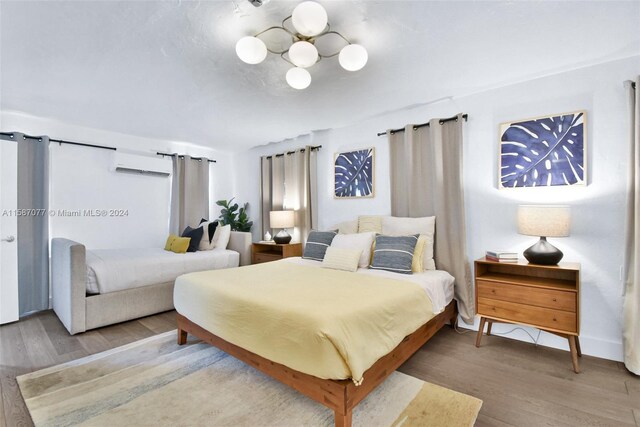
388,114 -> 474,324
261,147 -> 317,244
624,77 -> 639,375
170,155 -> 209,234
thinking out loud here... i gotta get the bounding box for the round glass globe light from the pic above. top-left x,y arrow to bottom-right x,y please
288,41 -> 318,68
291,1 -> 328,37
235,36 -> 267,65
286,67 -> 312,90
338,44 -> 368,71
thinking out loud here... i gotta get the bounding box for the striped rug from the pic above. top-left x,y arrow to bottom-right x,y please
18,331 -> 482,427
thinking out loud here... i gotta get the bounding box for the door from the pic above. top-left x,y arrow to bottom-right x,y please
0,137 -> 18,324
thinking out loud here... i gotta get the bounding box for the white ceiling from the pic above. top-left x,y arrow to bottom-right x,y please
1,1 -> 639,152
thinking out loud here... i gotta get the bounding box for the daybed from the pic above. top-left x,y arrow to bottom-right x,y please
174,217 -> 458,427
52,231 -> 251,335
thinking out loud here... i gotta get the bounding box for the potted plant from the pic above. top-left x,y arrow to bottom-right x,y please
216,198 -> 253,232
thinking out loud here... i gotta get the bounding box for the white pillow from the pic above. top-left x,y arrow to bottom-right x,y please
321,247 -> 362,272
198,221 -> 216,251
335,220 -> 358,234
382,216 -> 436,270
330,232 -> 376,268
212,224 -> 231,250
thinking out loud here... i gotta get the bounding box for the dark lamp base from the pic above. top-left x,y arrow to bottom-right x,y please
273,230 -> 292,244
523,237 -> 563,265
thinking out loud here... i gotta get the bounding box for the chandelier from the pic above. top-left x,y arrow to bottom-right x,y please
235,1 -> 368,90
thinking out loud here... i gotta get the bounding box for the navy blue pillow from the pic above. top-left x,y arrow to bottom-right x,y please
181,226 -> 204,252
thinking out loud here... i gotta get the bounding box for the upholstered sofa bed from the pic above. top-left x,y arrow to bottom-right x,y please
52,231 -> 251,335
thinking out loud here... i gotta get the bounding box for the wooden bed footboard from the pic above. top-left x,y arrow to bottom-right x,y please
176,300 -> 457,427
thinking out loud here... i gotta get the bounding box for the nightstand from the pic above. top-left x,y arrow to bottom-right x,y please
251,242 -> 303,264
474,257 -> 582,373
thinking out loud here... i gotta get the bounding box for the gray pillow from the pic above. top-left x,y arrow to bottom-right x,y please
302,230 -> 338,261
370,234 -> 419,274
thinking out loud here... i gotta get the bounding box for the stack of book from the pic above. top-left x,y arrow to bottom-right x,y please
485,250 -> 518,262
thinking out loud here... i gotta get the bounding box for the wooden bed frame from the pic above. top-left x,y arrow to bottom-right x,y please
176,299 -> 457,427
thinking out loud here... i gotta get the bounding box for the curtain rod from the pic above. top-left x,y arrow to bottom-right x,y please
156,151 -> 216,163
264,145 -> 322,160
0,131 -> 117,151
376,114 -> 468,137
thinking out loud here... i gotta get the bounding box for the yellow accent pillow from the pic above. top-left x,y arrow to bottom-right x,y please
165,234 -> 191,254
369,235 -> 426,273
358,215 -> 382,233
412,235 -> 427,272
164,234 -> 178,251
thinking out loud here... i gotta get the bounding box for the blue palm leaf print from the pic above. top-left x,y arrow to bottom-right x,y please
335,148 -> 374,197
500,112 -> 585,188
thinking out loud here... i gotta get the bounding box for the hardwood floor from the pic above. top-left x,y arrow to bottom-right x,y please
1,310 -> 638,426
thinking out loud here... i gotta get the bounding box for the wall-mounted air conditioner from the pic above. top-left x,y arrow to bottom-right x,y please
112,152 -> 171,177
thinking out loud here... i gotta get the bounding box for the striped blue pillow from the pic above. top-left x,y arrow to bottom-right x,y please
302,230 -> 338,261
370,234 -> 419,274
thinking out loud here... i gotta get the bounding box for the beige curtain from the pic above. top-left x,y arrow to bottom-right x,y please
283,149 -> 317,244
389,114 -> 474,324
260,147 -> 317,244
624,77 -> 639,375
170,155 -> 209,234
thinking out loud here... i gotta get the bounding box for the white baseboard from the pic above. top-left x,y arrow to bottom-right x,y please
459,316 -> 623,362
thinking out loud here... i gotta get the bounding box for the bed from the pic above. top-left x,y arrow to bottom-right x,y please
51,231 -> 252,335
174,256 -> 456,427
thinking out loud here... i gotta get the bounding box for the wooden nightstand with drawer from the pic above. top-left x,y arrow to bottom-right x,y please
474,257 -> 582,372
251,242 -> 303,265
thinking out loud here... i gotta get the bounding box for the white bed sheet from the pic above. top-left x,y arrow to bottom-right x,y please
86,248 -> 239,294
283,257 -> 455,314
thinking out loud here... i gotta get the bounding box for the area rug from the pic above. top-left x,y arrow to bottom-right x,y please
17,331 -> 482,427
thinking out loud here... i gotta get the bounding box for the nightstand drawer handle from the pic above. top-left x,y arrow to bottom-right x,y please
491,289 -> 496,294
553,317 -> 557,321
553,298 -> 557,302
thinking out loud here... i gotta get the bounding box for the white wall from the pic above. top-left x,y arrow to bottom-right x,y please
0,112 -> 236,249
234,55 -> 640,362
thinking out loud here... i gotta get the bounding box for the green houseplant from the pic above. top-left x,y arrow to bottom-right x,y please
216,198 -> 253,232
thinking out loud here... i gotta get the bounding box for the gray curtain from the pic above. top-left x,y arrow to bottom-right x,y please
260,147 -> 317,244
169,155 -> 209,234
388,114 -> 474,324
624,77 -> 639,375
0,132 -> 50,316
260,156 -> 272,238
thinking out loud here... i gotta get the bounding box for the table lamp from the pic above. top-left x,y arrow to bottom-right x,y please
517,205 -> 570,265
270,210 -> 295,244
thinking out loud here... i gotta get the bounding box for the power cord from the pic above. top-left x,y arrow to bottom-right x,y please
491,327 -> 542,346
454,323 -> 543,345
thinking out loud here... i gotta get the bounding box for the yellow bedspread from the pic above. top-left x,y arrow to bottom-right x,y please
173,260 -> 434,384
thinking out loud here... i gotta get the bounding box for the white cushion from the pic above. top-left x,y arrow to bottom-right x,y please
212,224 -> 231,250
198,221 -> 216,251
330,232 -> 376,268
382,216 -> 436,270
335,220 -> 358,234
321,247 -> 362,272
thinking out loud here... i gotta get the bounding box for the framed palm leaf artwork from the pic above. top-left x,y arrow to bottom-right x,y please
499,111 -> 587,188
334,147 -> 375,198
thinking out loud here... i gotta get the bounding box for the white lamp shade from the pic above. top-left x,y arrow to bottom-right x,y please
270,210 -> 295,228
339,44 -> 368,71
235,36 -> 267,64
286,67 -> 311,89
517,205 -> 571,237
292,1 -> 328,36
288,41 -> 318,68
